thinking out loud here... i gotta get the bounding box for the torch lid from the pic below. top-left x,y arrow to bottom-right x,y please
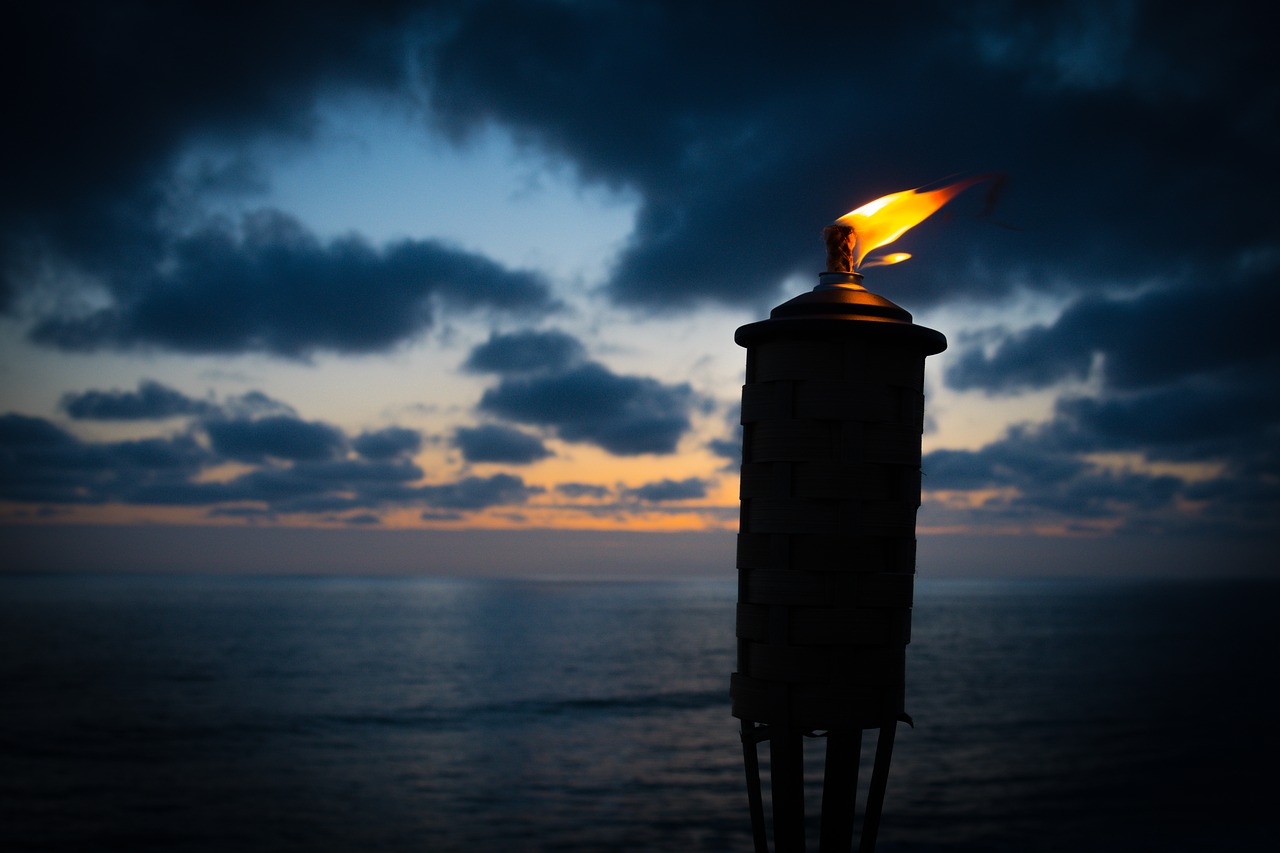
735,271 -> 947,354
769,272 -> 913,322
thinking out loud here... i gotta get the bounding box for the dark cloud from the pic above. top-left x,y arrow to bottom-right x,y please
219,390 -> 298,419
0,406 -> 550,520
419,510 -> 465,522
26,210 -> 555,357
208,506 -> 277,522
13,1 -> 1274,331
935,270 -> 1280,529
416,473 -> 541,510
423,1 -> 1278,308
5,2 -> 415,335
205,415 -> 347,462
6,1 -> 1279,547
353,426 -> 423,460
5,4 -> 557,358
478,362 -> 701,456
453,424 -> 552,464
61,380 -> 217,420
946,271 -> 1280,396
708,438 -> 740,465
1053,381 -> 1280,461
0,362 -> 576,520
1185,470 -> 1280,522
57,383 -> 303,443
120,453 -> 426,514
708,417 -> 743,470
624,477 -> 709,503
923,375 -> 1279,536
0,413 -> 78,449
4,2 -> 417,220
229,457 -> 424,511
555,482 -> 611,500
932,247 -> 1280,537
465,328 -> 706,456
9,1 -> 1275,340
463,329 -> 585,375
0,413 -> 210,505
923,425 -> 1184,531
924,428 -> 1088,492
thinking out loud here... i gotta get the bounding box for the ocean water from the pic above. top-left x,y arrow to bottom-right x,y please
1,574 -> 1276,852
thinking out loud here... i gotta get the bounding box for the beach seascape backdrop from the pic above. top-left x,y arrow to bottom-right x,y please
2,573 -> 1276,852
5,6 -> 1279,851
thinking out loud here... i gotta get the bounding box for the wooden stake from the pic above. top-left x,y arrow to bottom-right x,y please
859,719 -> 899,853
741,722 -> 770,853
819,728 -> 862,852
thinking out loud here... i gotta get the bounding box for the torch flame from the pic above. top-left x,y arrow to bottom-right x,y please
861,252 -> 912,268
836,174 -> 994,269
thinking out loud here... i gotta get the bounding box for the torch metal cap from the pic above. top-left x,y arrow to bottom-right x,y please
815,271 -> 865,289
770,274 -> 912,323
734,272 -> 947,355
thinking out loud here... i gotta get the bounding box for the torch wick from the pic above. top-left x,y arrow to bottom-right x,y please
823,224 -> 856,273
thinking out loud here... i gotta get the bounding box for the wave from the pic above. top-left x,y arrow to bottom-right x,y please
324,688 -> 727,731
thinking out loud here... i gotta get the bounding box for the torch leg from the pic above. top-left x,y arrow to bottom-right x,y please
858,718 -> 899,853
771,728 -> 806,852
818,728 -> 862,853
741,721 -> 770,853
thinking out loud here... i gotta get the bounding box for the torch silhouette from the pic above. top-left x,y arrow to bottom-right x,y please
731,177 -> 986,852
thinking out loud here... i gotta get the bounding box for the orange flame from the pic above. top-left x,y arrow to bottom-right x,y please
861,252 -> 912,268
835,174 -> 994,269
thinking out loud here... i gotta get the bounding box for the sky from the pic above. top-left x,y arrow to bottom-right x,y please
2,0 -> 1277,577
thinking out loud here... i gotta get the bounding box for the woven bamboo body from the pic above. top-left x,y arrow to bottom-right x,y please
731,279 -> 945,733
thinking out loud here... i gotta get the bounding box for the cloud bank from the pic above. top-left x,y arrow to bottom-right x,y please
1,382 -> 548,522
3,1 -> 1277,546
468,330 -> 705,456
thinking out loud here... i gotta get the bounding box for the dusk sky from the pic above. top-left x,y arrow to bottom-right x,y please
3,0 -> 1276,577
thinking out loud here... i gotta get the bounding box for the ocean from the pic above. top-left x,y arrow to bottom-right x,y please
2,574 -> 1276,851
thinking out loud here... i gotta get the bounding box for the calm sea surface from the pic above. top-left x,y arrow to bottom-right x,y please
2,574 -> 1277,851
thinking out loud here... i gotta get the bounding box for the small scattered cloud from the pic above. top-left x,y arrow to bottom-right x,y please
2,391 -> 738,526
556,482 -> 612,500
420,510 -> 465,522
946,273 -> 1280,397
927,259 -> 1280,538
353,426 -> 423,460
922,400 -> 1272,536
416,473 -> 542,510
219,390 -> 298,419
205,415 -> 347,463
624,477 -> 709,503
0,412 -> 210,505
463,329 -> 585,375
708,417 -> 742,470
465,328 -> 705,457
27,210 -> 557,359
708,437 -> 740,460
453,424 -> 552,464
924,426 -> 1088,492
0,402 -> 556,521
478,358 -> 702,456
61,379 -> 217,420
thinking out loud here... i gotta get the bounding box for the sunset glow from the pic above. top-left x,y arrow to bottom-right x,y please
2,2 -> 1274,579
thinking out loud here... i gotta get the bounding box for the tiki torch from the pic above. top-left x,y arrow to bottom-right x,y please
731,177 -> 986,852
